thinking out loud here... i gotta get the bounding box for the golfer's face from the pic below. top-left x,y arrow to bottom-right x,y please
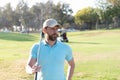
46,26 -> 59,41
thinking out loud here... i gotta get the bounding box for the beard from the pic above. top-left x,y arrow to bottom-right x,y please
48,33 -> 58,41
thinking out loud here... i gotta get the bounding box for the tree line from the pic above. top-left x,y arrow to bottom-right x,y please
0,0 -> 120,32
0,0 -> 74,32
75,0 -> 120,30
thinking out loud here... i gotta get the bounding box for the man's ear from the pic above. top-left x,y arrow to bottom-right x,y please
42,28 -> 47,34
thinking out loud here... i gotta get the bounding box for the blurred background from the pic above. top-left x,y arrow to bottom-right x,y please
0,0 -> 120,80
0,0 -> 120,33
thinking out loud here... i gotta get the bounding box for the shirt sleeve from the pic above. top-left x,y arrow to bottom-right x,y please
65,45 -> 73,61
29,43 -> 39,59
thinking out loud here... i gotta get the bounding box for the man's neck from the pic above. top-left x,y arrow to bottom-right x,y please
45,39 -> 57,47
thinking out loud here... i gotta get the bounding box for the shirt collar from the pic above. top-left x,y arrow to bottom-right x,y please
43,40 -> 58,46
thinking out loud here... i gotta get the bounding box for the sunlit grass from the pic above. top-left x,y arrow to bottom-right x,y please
0,29 -> 120,80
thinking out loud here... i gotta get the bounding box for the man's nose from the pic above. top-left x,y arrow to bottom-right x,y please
53,29 -> 58,33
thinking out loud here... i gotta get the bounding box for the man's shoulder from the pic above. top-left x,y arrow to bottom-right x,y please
57,40 -> 71,48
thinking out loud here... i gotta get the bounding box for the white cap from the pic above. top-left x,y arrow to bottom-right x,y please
43,18 -> 60,28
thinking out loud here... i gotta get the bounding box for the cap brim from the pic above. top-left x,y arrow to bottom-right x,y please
50,24 -> 61,28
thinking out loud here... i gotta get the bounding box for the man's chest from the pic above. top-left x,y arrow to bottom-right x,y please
38,46 -> 67,65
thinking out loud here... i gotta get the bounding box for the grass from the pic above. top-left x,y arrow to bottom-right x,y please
68,30 -> 120,80
0,29 -> 120,80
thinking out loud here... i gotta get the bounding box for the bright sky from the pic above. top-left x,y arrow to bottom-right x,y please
0,0 -> 96,15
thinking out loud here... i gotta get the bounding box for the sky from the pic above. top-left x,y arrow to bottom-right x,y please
0,0 -> 96,15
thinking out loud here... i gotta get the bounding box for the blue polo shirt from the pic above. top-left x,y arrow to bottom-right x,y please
30,40 -> 73,80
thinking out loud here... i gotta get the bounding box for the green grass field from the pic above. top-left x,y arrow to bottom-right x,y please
0,29 -> 120,80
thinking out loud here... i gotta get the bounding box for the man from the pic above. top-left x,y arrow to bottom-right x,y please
26,18 -> 75,80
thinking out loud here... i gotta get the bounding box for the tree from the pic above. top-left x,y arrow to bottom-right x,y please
18,0 -> 35,32
96,0 -> 120,28
74,7 -> 99,29
1,3 -> 14,30
53,2 -> 74,27
107,0 -> 120,6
